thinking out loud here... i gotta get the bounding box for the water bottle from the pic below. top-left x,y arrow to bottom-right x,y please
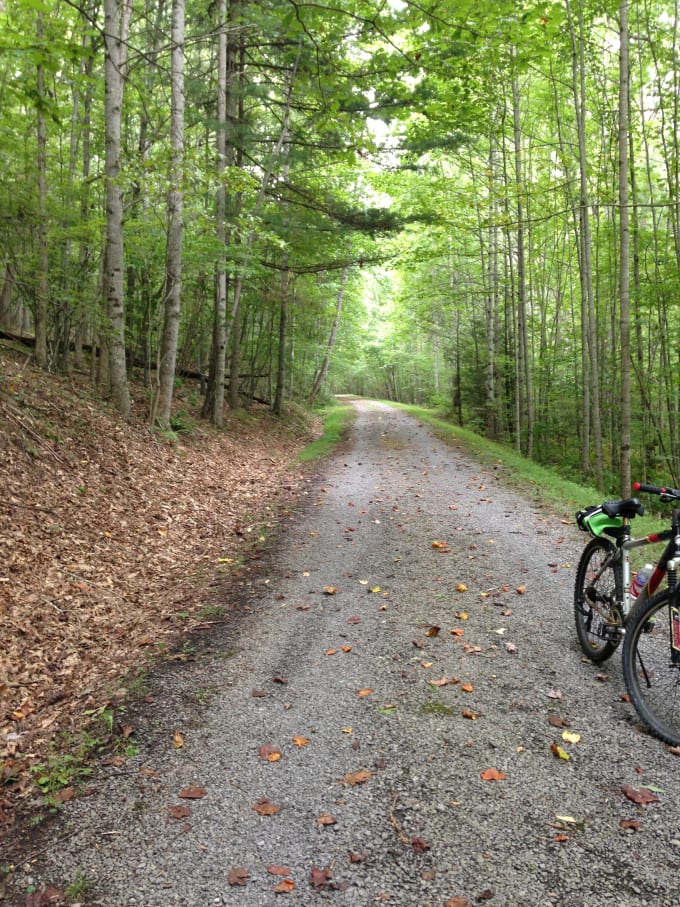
631,563 -> 653,598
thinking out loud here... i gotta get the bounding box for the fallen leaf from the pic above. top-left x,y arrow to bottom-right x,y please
168,804 -> 191,820
411,836 -> 430,852
547,715 -> 571,728
172,730 -> 185,748
347,615 -> 362,624
357,688 -> 373,697
228,867 -> 250,887
25,887 -> 65,907
480,768 -> 506,781
369,586 -> 382,593
310,866 -> 333,889
425,625 -> 441,637
454,611 -> 469,620
273,878 -> 295,893
450,628 -> 464,637
505,642 -> 517,653
620,819 -> 641,830
429,676 -> 452,687
553,834 -> 568,843
516,585 -> 526,594
258,744 -> 282,762
562,731 -> 581,744
446,898 -> 474,907
316,813 -> 337,826
461,683 -> 474,693
325,648 -> 338,655
349,852 -> 368,863
456,584 -> 468,593
621,785 -> 660,805
268,865 -> 292,876
253,797 -> 281,816
546,689 -> 563,700
323,586 -> 338,595
550,742 -> 570,761
293,735 -> 310,747
342,645 -> 352,653
179,785 -> 207,799
462,708 -> 481,720
342,768 -> 375,786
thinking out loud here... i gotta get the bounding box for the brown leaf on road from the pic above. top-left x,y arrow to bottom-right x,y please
349,852 -> 368,863
316,813 -> 337,827
461,683 -> 474,693
620,819 -> 641,830
622,785 -> 660,805
323,586 -> 338,595
258,744 -> 282,762
268,865 -> 293,876
411,836 -> 430,852
462,708 -> 481,720
272,878 -> 295,893
446,898 -> 474,907
167,804 -> 191,820
425,625 -> 441,637
546,689 -> 563,700
341,768 -> 375,786
480,768 -> 506,781
252,797 -> 281,816
310,866 -> 333,890
547,715 -> 571,728
25,887 -> 65,907
293,735 -> 310,747
178,785 -> 207,799
228,867 -> 250,887
357,688 -> 373,698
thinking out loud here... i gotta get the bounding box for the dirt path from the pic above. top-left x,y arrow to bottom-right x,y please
6,401 -> 680,906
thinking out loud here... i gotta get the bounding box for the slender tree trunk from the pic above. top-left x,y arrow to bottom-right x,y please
202,0 -> 229,426
511,71 -> 533,457
155,0 -> 185,428
103,0 -> 132,417
308,267 -> 348,407
619,0 -> 632,493
566,0 -> 604,487
35,12 -> 48,369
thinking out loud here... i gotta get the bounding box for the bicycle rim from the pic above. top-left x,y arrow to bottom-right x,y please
573,537 -> 621,662
623,590 -> 680,747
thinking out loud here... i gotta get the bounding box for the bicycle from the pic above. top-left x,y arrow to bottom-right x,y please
574,482 -> 680,746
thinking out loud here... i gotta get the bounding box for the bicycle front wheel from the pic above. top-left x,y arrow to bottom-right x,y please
573,536 -> 622,662
622,590 -> 680,747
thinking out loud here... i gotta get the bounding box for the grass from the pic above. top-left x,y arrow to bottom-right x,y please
297,399 -> 356,462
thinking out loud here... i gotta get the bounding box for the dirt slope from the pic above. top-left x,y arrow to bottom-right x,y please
0,343 -> 316,834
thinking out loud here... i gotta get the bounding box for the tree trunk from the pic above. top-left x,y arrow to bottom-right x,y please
103,0 -> 132,417
619,0 -> 632,493
155,0 -> 185,429
511,71 -> 533,457
308,267 -> 347,407
35,11 -> 48,370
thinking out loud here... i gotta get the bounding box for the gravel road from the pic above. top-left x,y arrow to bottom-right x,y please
7,401 -> 680,907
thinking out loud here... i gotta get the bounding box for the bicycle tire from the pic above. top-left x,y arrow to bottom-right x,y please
573,536 -> 622,662
622,589 -> 680,746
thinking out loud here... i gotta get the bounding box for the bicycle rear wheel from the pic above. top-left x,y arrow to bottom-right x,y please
622,590 -> 680,747
573,536 -> 622,662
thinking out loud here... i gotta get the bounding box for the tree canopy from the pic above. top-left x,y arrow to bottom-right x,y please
1,0 -> 678,491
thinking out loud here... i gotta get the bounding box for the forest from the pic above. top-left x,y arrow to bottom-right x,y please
1,0 -> 679,493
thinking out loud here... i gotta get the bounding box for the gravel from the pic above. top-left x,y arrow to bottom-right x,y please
6,401 -> 680,907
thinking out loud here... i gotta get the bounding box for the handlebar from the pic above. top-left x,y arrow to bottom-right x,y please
633,481 -> 680,502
